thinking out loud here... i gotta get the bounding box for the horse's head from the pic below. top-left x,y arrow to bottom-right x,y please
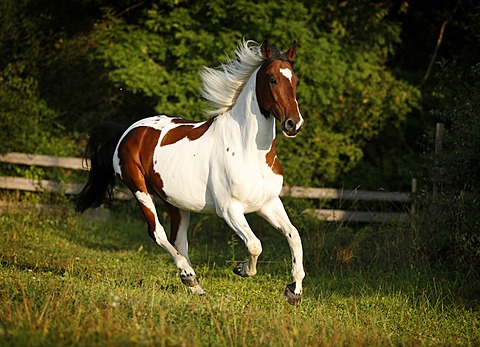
256,40 -> 303,138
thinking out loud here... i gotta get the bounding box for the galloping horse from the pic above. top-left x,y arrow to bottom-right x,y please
75,39 -> 305,305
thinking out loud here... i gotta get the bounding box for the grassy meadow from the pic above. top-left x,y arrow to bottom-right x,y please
0,203 -> 479,346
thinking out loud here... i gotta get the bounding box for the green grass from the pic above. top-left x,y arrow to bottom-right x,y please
0,206 -> 478,346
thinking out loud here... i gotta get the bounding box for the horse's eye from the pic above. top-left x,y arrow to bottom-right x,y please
270,77 -> 278,85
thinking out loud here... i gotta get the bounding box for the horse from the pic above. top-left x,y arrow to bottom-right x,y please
75,39 -> 305,305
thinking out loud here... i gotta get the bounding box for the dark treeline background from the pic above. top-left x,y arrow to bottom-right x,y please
0,0 -> 478,192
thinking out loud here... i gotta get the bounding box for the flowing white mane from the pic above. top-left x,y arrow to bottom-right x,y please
200,39 -> 263,116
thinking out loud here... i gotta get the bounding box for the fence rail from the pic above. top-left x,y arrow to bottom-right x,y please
280,186 -> 410,202
0,152 -> 88,170
0,152 -> 415,222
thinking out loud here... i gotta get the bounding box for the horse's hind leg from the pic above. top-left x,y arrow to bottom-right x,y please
166,203 -> 191,265
133,190 -> 204,295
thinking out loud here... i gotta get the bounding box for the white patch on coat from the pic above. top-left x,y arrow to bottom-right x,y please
135,191 -> 155,213
280,67 -> 293,84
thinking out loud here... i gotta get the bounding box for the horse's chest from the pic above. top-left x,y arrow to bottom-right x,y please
224,157 -> 283,211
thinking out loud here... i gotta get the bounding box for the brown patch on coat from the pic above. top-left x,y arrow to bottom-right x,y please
171,118 -> 196,124
265,139 -> 283,175
166,203 -> 181,244
117,126 -> 166,199
161,117 -> 215,146
137,198 -> 158,241
116,126 -> 166,241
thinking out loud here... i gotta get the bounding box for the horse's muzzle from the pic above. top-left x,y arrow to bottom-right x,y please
282,118 -> 302,138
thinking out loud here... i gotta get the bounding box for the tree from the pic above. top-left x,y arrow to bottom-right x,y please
0,0 -> 421,188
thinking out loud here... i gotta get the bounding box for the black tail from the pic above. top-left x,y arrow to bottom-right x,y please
75,122 -> 128,213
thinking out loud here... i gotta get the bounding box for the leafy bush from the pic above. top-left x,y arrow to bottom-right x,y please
0,63 -> 66,155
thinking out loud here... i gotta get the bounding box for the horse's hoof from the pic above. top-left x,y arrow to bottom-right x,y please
180,274 -> 205,295
180,273 -> 198,287
284,283 -> 302,305
189,284 -> 206,296
233,262 -> 248,277
233,261 -> 258,277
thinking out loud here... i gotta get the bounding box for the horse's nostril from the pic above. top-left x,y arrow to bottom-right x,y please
285,119 -> 296,131
282,119 -> 300,137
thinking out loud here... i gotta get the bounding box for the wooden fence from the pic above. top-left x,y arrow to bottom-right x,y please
0,152 -> 415,223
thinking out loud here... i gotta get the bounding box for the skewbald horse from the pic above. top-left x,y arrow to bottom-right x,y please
76,39 -> 305,305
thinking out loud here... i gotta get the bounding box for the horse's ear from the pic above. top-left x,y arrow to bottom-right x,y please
261,39 -> 272,60
286,40 -> 297,62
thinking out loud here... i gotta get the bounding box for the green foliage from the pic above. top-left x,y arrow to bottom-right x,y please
0,0 -> 78,155
0,63 -> 63,154
0,0 -> 421,188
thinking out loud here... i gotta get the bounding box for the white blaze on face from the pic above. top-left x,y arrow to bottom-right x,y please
295,100 -> 304,129
280,67 -> 303,131
280,67 -> 293,84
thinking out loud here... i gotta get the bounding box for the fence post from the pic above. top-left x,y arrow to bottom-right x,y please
431,123 -> 445,232
410,177 -> 417,214
432,122 -> 444,195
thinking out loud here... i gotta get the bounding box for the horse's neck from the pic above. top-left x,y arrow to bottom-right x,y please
226,72 -> 275,152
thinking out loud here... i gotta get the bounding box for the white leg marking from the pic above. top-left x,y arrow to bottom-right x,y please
134,191 -> 204,294
173,209 -> 192,265
257,197 -> 305,295
218,203 -> 262,277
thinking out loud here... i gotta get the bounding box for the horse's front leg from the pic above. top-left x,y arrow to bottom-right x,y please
257,197 -> 305,305
218,203 -> 262,277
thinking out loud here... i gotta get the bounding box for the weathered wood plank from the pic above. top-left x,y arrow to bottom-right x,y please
304,208 -> 410,223
281,186 -> 411,202
0,152 -> 89,170
0,176 -> 133,199
0,176 -> 82,194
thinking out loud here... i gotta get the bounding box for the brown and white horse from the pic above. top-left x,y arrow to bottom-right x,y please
76,39 -> 305,305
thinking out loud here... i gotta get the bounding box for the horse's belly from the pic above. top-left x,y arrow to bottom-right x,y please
163,186 -> 216,214
152,149 -> 216,213
155,163 -> 282,215
151,137 -> 284,215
